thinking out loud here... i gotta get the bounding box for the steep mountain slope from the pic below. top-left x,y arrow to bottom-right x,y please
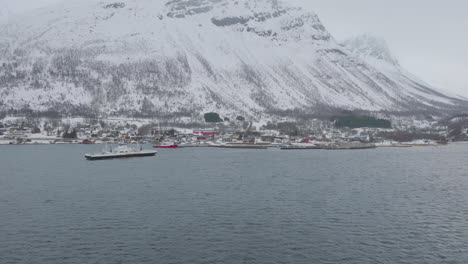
0,0 -> 464,118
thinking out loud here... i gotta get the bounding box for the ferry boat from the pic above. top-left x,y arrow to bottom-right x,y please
85,145 -> 157,160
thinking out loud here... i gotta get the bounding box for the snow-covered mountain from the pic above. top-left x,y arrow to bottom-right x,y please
342,34 -> 400,67
0,0 -> 465,118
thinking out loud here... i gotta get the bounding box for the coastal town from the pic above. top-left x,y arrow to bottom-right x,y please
1,113 -> 467,149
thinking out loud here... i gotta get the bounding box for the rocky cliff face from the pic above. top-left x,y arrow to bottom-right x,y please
342,34 -> 400,67
0,0 -> 465,118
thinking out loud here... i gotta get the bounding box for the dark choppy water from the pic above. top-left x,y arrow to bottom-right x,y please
1,144 -> 467,264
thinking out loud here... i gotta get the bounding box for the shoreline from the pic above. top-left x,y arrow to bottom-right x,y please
0,140 -> 457,148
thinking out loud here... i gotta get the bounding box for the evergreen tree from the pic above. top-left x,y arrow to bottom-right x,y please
204,112 -> 223,123
236,116 -> 245,121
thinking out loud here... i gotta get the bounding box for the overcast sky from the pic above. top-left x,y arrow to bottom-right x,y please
1,0 -> 467,97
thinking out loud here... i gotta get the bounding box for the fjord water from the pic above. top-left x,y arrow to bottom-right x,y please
1,145 -> 467,264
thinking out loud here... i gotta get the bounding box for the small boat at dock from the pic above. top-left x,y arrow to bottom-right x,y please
280,145 -> 323,150
214,144 -> 268,149
85,145 -> 157,160
324,142 -> 376,150
153,144 -> 179,149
